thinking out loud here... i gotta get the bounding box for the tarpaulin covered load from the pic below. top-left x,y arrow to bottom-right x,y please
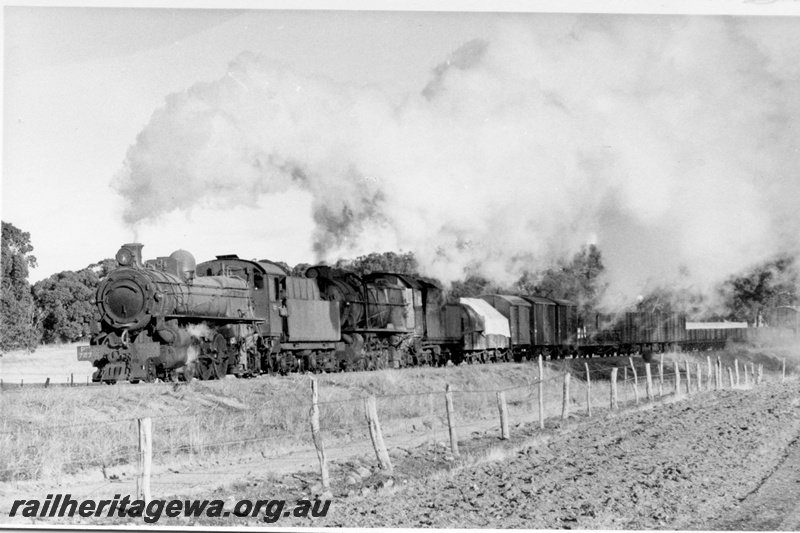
479,294 -> 531,346
459,298 -> 511,337
686,322 -> 748,329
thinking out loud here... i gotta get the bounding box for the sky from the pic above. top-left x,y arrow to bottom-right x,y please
3,1 -> 800,309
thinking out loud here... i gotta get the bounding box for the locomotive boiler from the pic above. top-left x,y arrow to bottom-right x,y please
78,243 -> 342,383
78,244 -> 259,382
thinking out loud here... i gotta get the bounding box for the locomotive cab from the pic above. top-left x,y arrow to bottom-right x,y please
196,256 -> 341,374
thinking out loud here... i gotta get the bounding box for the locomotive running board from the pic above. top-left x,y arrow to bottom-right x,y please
162,314 -> 264,323
344,328 -> 414,334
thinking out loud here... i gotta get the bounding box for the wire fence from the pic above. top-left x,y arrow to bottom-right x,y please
0,354 -> 791,502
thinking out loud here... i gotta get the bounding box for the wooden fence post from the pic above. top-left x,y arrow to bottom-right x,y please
757,364 -> 763,385
684,361 -> 691,395
610,368 -> 618,410
750,363 -> 756,385
734,359 -> 740,387
137,417 -> 152,504
727,367 -> 734,389
717,357 -> 723,390
538,355 -> 545,429
629,357 -> 639,404
70,373 -> 74,387
645,363 -> 654,402
365,396 -> 393,473
659,355 -> 664,397
744,365 -> 749,387
782,359 -> 786,383
674,361 -> 681,396
624,366 -> 628,388
561,373 -> 571,420
707,356 -> 713,390
696,363 -> 702,392
45,378 -> 50,389
585,363 -> 592,417
497,391 -> 510,439
309,378 -> 329,489
428,394 -> 435,452
445,384 -> 459,457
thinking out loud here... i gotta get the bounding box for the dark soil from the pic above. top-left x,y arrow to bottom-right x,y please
282,383 -> 800,529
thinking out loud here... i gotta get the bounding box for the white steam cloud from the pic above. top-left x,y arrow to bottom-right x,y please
115,15 -> 800,305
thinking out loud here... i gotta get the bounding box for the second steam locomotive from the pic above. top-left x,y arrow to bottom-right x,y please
78,243 -> 762,383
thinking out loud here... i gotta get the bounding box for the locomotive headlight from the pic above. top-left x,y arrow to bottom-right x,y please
116,247 -> 133,266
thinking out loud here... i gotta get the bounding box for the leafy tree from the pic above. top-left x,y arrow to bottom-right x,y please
290,262 -> 313,277
32,259 -> 117,344
34,270 -> 96,343
512,245 -> 607,316
87,258 -> 118,279
270,261 -> 313,277
634,285 -> 711,318
718,255 -> 798,325
273,260 -> 292,274
1,221 -> 40,352
447,274 -> 497,300
334,251 -> 419,277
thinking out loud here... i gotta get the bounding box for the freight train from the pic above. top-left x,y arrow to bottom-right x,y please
77,243 -> 779,383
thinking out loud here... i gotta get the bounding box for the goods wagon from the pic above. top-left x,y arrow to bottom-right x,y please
521,296 -> 557,353
458,298 -> 511,362
479,294 -> 531,360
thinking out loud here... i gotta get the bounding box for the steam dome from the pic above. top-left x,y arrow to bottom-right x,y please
169,249 -> 196,275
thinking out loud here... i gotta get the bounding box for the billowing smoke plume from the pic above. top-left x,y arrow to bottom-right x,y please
115,15 -> 800,307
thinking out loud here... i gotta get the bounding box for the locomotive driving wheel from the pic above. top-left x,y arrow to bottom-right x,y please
211,334 -> 229,379
195,357 -> 215,380
195,334 -> 229,380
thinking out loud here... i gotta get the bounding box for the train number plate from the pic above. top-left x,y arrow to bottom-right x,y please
77,345 -> 99,361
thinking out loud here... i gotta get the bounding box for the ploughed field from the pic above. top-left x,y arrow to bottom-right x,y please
306,382 -> 800,529
1,343 -> 799,528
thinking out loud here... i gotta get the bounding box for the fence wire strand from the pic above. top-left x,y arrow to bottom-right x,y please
1,356 -> 789,487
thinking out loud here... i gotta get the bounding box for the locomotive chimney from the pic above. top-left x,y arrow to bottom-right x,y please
116,243 -> 144,268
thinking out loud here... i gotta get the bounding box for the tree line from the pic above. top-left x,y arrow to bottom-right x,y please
1,220 -> 797,354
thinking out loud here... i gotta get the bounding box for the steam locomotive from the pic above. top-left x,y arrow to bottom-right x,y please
77,243 -> 765,383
